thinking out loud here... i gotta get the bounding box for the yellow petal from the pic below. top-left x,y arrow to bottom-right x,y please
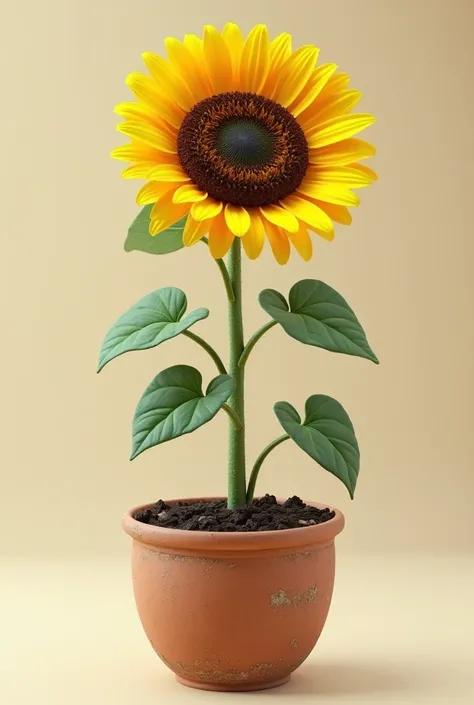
183,34 -> 204,57
349,163 -> 378,181
183,34 -> 204,51
270,32 -> 292,65
282,195 -> 334,238
136,181 -> 177,205
208,212 -> 235,259
310,138 -> 376,166
260,204 -> 299,233
203,25 -> 233,94
314,200 -> 352,225
222,23 -> 244,83
121,163 -> 155,179
150,213 -> 188,236
262,32 -> 292,96
289,63 -> 337,117
319,72 -> 350,96
149,194 -> 189,236
183,33 -> 218,101
115,102 -> 149,121
264,221 -> 291,265
298,185 -> 360,206
303,165 -> 374,188
125,73 -> 184,129
239,24 -> 270,94
190,197 -> 223,221
224,204 -> 251,236
141,52 -> 195,113
288,222 -> 313,261
183,215 -> 209,246
165,37 -> 212,103
111,143 -> 158,162
114,102 -> 174,131
117,121 -> 177,154
307,114 -> 376,148
183,34 -> 213,93
271,46 -> 319,108
172,184 -> 208,204
297,72 -> 351,128
125,72 -> 158,103
302,90 -> 362,129
147,163 -> 190,182
242,210 -> 265,259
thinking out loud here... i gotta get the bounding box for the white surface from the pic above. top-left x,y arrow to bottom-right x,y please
1,554 -> 473,704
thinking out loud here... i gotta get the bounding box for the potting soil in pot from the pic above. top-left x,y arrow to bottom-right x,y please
134,494 -> 335,532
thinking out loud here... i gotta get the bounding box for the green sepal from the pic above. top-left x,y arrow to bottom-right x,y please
124,206 -> 186,255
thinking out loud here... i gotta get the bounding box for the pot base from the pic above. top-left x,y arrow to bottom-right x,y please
176,674 -> 291,692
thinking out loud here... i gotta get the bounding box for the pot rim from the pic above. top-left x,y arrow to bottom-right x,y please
122,497 -> 345,553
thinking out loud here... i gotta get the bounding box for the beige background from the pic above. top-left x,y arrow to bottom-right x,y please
2,3 -> 474,704
1,0 -> 473,557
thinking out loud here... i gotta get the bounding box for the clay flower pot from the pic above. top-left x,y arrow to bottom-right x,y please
123,497 -> 345,692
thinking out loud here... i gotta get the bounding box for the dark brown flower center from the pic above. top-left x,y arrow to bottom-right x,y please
177,92 -> 309,208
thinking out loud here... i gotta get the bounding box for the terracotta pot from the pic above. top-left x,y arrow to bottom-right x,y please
122,497 -> 344,692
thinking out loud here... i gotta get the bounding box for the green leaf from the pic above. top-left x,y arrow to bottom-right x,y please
274,395 -> 360,498
259,279 -> 378,363
98,287 -> 208,372
131,365 -> 234,459
124,206 -> 186,255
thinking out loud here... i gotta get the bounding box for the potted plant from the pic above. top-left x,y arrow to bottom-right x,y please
99,22 -> 377,692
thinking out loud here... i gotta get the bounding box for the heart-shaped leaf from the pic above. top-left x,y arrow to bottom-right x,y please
259,279 -> 378,363
131,365 -> 234,459
124,206 -> 186,255
274,395 -> 360,498
98,287 -> 208,372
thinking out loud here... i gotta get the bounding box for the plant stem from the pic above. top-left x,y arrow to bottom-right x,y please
222,403 -> 243,430
246,435 -> 290,504
227,239 -> 247,508
238,320 -> 277,368
201,237 -> 235,302
215,257 -> 236,303
183,330 -> 227,375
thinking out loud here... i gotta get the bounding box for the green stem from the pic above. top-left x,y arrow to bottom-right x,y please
183,330 -> 227,375
246,435 -> 290,504
227,239 -> 247,508
216,257 -> 236,303
238,321 -> 277,368
222,403 -> 243,431
201,237 -> 235,302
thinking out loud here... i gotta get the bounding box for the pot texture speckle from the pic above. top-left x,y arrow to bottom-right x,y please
123,497 -> 345,692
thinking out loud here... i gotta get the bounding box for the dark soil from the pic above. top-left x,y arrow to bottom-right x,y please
134,494 -> 335,532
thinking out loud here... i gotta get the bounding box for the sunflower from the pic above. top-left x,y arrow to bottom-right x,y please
112,23 -> 376,264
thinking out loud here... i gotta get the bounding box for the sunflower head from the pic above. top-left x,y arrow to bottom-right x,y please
112,23 -> 376,264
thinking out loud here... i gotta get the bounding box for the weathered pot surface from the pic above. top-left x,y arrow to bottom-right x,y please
122,497 -> 345,692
